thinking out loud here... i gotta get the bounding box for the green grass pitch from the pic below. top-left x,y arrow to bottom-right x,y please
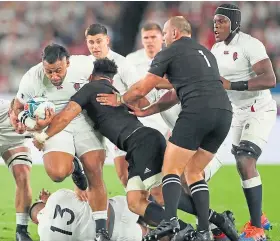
0,165 -> 279,240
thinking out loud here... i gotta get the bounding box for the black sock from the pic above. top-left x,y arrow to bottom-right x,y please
96,219 -> 107,231
162,174 -> 182,220
143,202 -> 165,226
209,210 -> 224,225
243,184 -> 262,228
190,180 -> 209,232
178,189 -> 197,215
16,224 -> 28,233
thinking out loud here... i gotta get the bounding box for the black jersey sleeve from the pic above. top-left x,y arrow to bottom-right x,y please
70,83 -> 93,109
148,47 -> 173,77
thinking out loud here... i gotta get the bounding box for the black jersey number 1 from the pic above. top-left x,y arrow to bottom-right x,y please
198,50 -> 211,67
50,204 -> 75,235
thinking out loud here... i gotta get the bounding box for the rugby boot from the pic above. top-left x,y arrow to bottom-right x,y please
95,228 -> 111,241
143,218 -> 180,240
184,230 -> 214,241
239,225 -> 266,241
72,156 -> 88,191
242,213 -> 272,232
171,223 -> 195,241
16,225 -> 33,241
212,228 -> 231,241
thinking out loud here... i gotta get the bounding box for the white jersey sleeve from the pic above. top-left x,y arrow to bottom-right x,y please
16,63 -> 44,104
244,37 -> 269,66
118,58 -> 142,89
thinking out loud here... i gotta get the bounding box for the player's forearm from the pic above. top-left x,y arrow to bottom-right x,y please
13,98 -> 24,116
45,115 -> 71,138
123,81 -> 148,104
247,72 -> 276,91
156,89 -> 179,112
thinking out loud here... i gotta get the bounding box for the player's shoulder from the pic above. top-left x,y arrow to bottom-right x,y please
108,50 -> 126,63
237,32 -> 264,47
50,189 -> 75,199
25,62 -> 44,77
126,48 -> 146,61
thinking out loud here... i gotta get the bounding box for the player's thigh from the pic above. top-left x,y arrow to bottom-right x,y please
231,112 -> 248,146
132,129 -> 166,190
43,129 -> 75,156
200,109 -> 232,154
1,144 -> 32,172
73,122 -> 105,157
240,110 -> 277,150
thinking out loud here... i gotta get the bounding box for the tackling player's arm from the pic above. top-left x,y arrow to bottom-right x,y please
97,50 -> 170,106
130,89 -> 179,117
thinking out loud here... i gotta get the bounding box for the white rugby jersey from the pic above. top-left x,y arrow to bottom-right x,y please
37,190 -> 142,241
16,55 -> 93,113
89,49 -> 142,96
211,32 -> 272,108
126,48 -> 152,77
0,99 -> 28,146
125,49 -> 170,135
146,90 -> 181,130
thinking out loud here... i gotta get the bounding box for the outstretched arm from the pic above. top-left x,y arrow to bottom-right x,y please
130,89 -> 179,117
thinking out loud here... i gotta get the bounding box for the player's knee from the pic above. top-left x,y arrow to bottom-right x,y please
127,191 -> 147,214
47,166 -> 68,182
235,140 -> 262,161
13,165 -> 30,186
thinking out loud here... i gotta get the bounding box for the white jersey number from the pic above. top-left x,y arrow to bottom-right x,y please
50,204 -> 75,236
198,50 -> 211,67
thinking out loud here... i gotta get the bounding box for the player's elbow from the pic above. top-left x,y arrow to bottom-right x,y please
268,73 -> 277,88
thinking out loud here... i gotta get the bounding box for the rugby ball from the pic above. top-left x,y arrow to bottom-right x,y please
24,97 -> 55,119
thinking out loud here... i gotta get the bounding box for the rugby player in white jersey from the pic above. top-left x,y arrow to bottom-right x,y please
85,24 -> 170,190
11,44 -> 110,241
212,4 -> 276,241
29,188 -> 148,241
0,99 -> 34,241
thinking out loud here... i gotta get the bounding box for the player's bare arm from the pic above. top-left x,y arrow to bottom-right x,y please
96,72 -> 166,106
131,89 -> 179,117
32,101 -> 82,150
221,58 -> 276,91
248,58 -> 276,90
155,76 -> 173,90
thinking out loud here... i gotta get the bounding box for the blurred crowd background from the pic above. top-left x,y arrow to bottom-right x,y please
0,1 -> 280,106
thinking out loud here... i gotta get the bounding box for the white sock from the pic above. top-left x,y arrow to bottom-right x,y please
16,213 -> 29,226
92,210 -> 108,221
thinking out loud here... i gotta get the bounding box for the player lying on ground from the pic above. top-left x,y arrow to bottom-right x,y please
0,98 -> 33,241
29,188 -> 152,241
